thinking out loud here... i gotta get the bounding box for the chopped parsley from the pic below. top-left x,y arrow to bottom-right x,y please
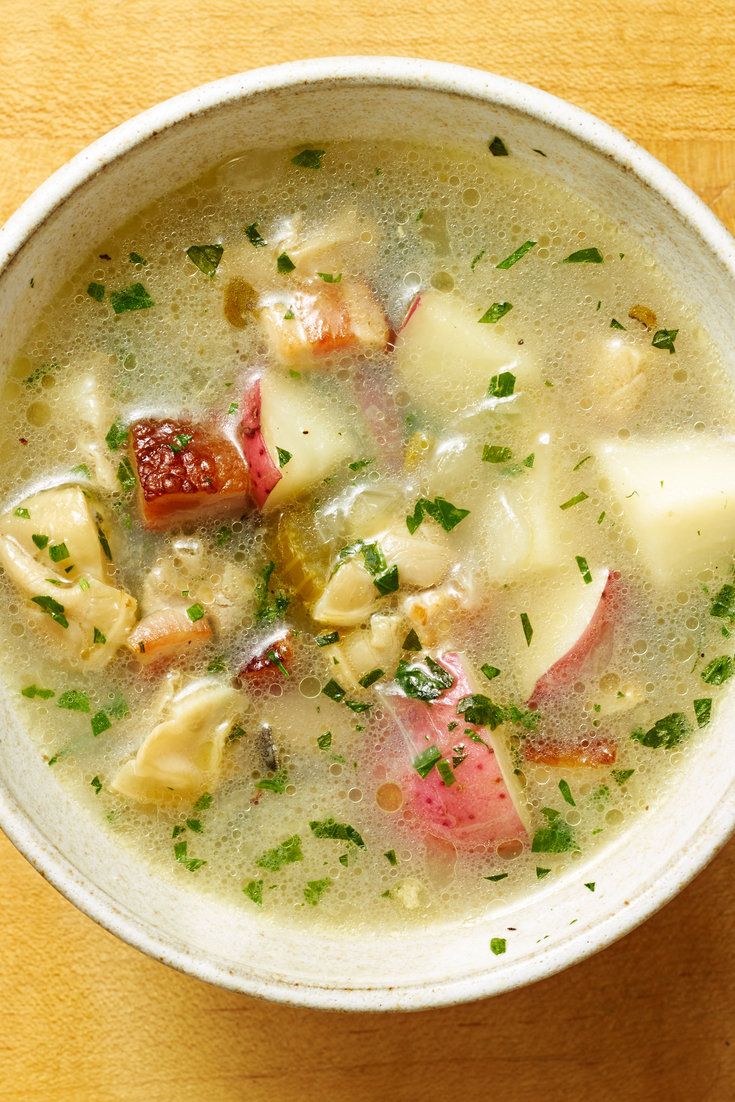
93,627 -> 107,645
520,612 -> 533,646
13,507 -> 30,519
710,583 -> 735,623
105,420 -> 128,450
479,302 -> 513,324
358,668 -> 384,688
536,867 -> 551,879
254,561 -> 289,625
480,664 -> 501,681
110,283 -> 154,314
116,457 -> 136,493
470,249 -> 485,271
215,526 -> 232,546
487,371 -> 516,399
558,779 -> 575,806
91,710 -> 111,736
315,631 -> 339,647
193,792 -> 213,812
256,834 -> 303,872
575,555 -> 592,584
631,711 -> 691,750
373,565 -> 399,596
255,769 -> 288,794
610,318 -> 626,329
384,849 -> 398,866
395,656 -> 454,701
652,328 -> 678,354
560,491 -> 589,510
304,878 -> 332,905
186,603 -> 205,623
694,698 -> 712,728
291,148 -> 326,169
563,247 -> 603,264
496,240 -> 536,269
90,776 -> 102,795
490,937 -> 507,955
413,745 -> 442,778
48,542 -> 69,563
456,694 -> 505,729
87,282 -> 105,302
322,679 -> 346,703
402,628 -> 422,651
276,447 -> 292,467
701,655 -> 734,685
277,252 -> 296,275
317,272 -> 342,283
186,244 -> 224,276
109,693 -> 129,720
243,879 -> 263,905
227,402 -> 239,415
436,759 -> 456,786
31,595 -> 68,628
348,458 -> 372,472
482,444 -> 513,463
531,808 -> 576,853
611,768 -> 635,785
129,252 -> 146,265
244,223 -> 267,247
32,534 -> 49,550
309,818 -> 365,847
484,872 -> 508,882
317,731 -> 333,751
169,432 -> 192,454
173,840 -> 206,872
488,136 -> 509,156
21,685 -> 54,700
585,882 -> 596,892
406,495 -> 469,535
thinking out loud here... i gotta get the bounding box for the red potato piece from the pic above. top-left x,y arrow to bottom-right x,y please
523,735 -> 616,767
131,419 -> 249,530
127,606 -> 212,665
238,632 -> 293,683
240,380 -> 282,508
527,570 -> 622,707
260,279 -> 389,366
384,652 -> 527,848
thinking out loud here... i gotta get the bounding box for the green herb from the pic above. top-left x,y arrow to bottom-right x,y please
256,834 -> 303,872
309,817 -> 365,847
206,657 -> 226,675
254,561 -> 289,625
348,458 -> 372,472
710,583 -> 735,623
573,456 -> 592,473
488,136 -> 509,156
520,612 -> 533,646
226,402 -> 239,417
531,808 -> 576,853
455,694 -> 503,729
496,240 -> 536,269
71,464 -> 91,479
186,244 -> 223,277
315,632 -> 339,648
694,698 -> 712,728
32,534 -> 49,550
652,328 -> 678,354
395,656 -> 454,701
358,668 -> 384,688
304,878 -> 332,905
487,371 -> 516,398
186,603 -> 205,623
471,249 -> 486,271
172,825 -> 185,839
24,360 -> 59,387
560,491 -> 589,510
110,283 -> 154,314
91,710 -> 111,736
93,627 -> 107,645
384,849 -> 398,866
413,745 -> 442,778
563,247 -> 603,264
597,511 -> 606,525
276,447 -> 292,467
701,655 -> 735,685
484,872 -> 508,882
291,148 -> 326,169
611,768 -> 634,785
610,318 -> 626,329
575,555 -> 592,584
245,223 -> 267,247
90,775 -> 102,795
116,457 -> 136,493
317,731 -> 333,751
479,302 -> 513,324
344,699 -> 372,714
105,420 -> 127,451
406,495 -> 469,535
169,432 -> 192,454
87,282 -> 105,302
255,769 -> 288,794
173,840 -> 206,872
186,819 -> 203,834
243,879 -> 263,905
322,679 -> 346,704
31,593 -> 68,628
402,628 -> 422,651
277,251 -> 296,275
192,792 -> 212,812
480,664 -> 501,682
490,937 -> 507,955
48,542 -> 69,563
559,779 -> 575,806
585,882 -> 596,892
317,272 -> 342,283
631,711 -> 691,750
536,866 -> 551,879
373,565 -> 399,596
21,685 -> 54,700
129,252 -> 146,265
436,759 -> 456,786
482,444 -> 513,463
13,506 -> 30,519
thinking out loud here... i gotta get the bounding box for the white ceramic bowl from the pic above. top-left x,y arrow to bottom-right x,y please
1,57 -> 734,1012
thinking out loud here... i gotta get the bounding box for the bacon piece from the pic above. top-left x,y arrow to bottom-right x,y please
383,652 -> 527,848
238,633 -> 293,684
523,735 -> 617,767
127,606 -> 212,665
130,419 -> 249,530
260,279 -> 389,366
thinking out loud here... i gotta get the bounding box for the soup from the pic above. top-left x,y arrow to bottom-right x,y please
1,137 -> 733,930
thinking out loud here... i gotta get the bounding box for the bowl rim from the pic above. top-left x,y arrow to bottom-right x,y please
2,55 -> 735,1012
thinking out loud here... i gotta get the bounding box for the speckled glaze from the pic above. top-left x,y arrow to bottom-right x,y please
1,58 -> 735,1012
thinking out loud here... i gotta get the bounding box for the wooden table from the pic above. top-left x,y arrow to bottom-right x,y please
1,1 -> 734,1098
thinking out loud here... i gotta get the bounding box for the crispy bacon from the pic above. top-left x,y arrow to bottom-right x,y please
238,633 -> 293,683
127,606 -> 212,665
131,418 -> 249,529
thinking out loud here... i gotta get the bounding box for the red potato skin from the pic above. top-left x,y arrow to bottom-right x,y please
131,419 -> 249,530
396,292 -> 422,336
527,570 -> 622,708
239,379 -> 281,509
523,736 -> 617,767
238,632 -> 293,684
386,652 -> 527,848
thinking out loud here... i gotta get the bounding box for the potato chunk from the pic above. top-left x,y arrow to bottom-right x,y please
112,677 -> 246,804
131,418 -> 249,530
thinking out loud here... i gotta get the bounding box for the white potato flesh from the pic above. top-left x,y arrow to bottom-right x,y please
0,535 -> 136,668
595,436 -> 735,582
258,373 -> 354,511
326,613 -> 403,688
394,291 -> 538,415
112,678 -> 246,804
0,484 -> 112,582
508,565 -> 610,699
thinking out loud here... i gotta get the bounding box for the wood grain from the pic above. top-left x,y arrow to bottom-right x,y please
1,1 -> 734,1098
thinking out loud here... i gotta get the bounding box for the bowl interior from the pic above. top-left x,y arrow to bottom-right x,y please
1,61 -> 734,1009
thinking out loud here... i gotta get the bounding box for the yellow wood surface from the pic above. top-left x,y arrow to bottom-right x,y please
1,1 -> 735,1098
